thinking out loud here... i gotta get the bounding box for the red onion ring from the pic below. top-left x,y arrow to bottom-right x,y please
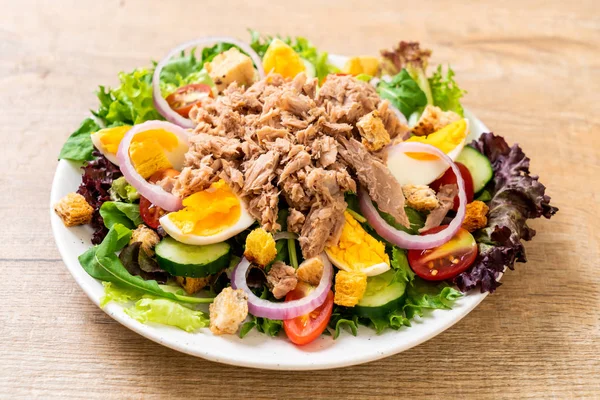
152,36 -> 265,128
273,232 -> 298,241
231,254 -> 333,320
116,120 -> 191,212
360,142 -> 466,249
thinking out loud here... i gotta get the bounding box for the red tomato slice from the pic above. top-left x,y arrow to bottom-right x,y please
165,83 -> 212,118
408,225 -> 478,281
430,162 -> 474,211
139,169 -> 181,229
139,196 -> 165,229
283,283 -> 334,346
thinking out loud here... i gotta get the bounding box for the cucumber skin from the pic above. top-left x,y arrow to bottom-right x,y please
156,251 -> 230,278
456,146 -> 493,193
355,295 -> 406,319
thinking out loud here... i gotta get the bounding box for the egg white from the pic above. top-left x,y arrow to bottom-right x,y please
159,200 -> 255,246
90,132 -> 121,166
386,119 -> 469,186
325,250 -> 391,277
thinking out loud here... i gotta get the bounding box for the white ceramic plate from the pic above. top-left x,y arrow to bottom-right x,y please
51,54 -> 491,370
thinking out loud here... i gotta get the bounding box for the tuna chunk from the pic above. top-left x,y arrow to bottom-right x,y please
287,208 -> 306,234
420,184 -> 458,232
300,198 -> 346,258
338,137 -> 409,228
317,75 -> 380,124
242,151 -> 279,193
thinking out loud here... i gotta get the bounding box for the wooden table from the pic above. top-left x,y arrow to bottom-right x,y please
2,0 -> 599,398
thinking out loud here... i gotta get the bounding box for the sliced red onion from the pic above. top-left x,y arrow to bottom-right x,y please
231,254 -> 333,320
273,231 -> 298,241
116,120 -> 191,212
152,36 -> 265,128
360,142 -> 466,249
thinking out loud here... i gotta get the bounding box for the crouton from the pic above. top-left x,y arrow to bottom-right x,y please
267,261 -> 297,299
411,105 -> 461,136
175,276 -> 211,295
402,184 -> 440,211
54,193 -> 93,227
462,201 -> 489,232
205,48 -> 255,92
296,257 -> 324,286
130,225 -> 160,256
356,110 -> 391,152
244,228 -> 277,267
209,287 -> 248,335
334,270 -> 367,307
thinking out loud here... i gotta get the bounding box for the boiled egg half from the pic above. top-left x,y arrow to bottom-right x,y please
91,124 -> 189,179
159,179 -> 255,245
325,211 -> 391,277
386,118 -> 469,185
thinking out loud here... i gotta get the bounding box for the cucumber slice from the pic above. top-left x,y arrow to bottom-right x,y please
456,146 -> 493,193
355,269 -> 406,318
301,58 -> 316,79
155,237 -> 231,278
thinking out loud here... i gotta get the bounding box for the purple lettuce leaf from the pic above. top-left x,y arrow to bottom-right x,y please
76,151 -> 122,244
453,133 -> 558,293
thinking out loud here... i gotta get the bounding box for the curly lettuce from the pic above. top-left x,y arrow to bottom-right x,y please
429,65 -> 467,117
454,133 -> 558,292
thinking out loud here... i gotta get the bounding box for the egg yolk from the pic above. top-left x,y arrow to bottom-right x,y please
326,211 -> 390,271
128,129 -> 180,179
342,56 -> 380,76
406,119 -> 467,161
262,38 -> 306,79
167,180 -> 241,237
93,125 -> 132,154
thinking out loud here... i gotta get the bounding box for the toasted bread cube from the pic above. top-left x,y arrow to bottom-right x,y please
54,193 -> 93,227
402,184 -> 440,211
411,105 -> 461,136
356,111 -> 391,152
209,287 -> 248,335
244,228 -> 277,267
130,225 -> 160,256
334,270 -> 367,307
174,276 -> 211,295
205,48 -> 255,92
462,200 -> 489,232
296,257 -> 324,286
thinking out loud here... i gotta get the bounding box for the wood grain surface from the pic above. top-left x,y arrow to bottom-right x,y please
1,0 -> 599,398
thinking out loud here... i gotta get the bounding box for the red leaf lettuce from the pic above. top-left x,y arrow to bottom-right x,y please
454,133 -> 558,293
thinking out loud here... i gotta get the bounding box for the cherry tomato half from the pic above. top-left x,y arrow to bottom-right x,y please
139,196 -> 166,229
408,225 -> 478,281
139,169 -> 181,229
283,283 -> 334,346
165,83 -> 213,118
430,162 -> 474,211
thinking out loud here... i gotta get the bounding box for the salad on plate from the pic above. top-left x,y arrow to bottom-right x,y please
53,31 -> 557,346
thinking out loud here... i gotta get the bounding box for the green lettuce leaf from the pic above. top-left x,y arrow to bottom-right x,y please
94,68 -> 163,126
377,69 -> 428,118
58,118 -> 100,161
158,48 -> 214,97
99,201 -> 143,229
403,279 -> 463,319
125,297 -> 209,332
429,65 -> 467,117
109,177 -> 140,203
239,315 -> 283,338
100,281 -> 144,307
79,224 -> 213,304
